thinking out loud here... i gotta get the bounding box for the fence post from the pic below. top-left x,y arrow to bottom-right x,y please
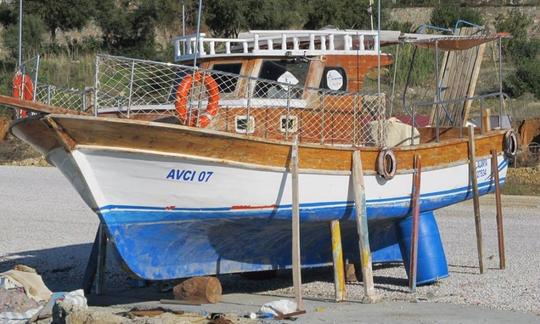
33,54 -> 40,102
491,150 -> 505,269
127,60 -> 135,118
94,55 -> 100,116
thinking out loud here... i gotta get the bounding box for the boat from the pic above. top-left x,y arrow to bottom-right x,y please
3,28 -> 517,285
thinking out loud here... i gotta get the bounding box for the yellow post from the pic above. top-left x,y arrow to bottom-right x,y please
330,220 -> 346,302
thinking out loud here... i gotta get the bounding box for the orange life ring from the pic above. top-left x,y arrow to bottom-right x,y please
175,72 -> 220,128
12,72 -> 34,118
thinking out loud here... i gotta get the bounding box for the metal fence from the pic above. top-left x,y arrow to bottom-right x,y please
16,55 -> 94,113
95,54 -> 387,147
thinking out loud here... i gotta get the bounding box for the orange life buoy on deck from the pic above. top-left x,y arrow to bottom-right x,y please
175,72 -> 220,128
12,72 -> 34,118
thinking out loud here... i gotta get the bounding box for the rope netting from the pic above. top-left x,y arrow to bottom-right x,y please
96,55 -> 387,147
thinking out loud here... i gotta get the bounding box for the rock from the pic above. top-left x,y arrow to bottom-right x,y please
0,287 -> 40,313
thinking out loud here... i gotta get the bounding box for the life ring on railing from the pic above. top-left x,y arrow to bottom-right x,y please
12,71 -> 34,118
503,130 -> 518,158
175,72 -> 220,128
376,149 -> 397,180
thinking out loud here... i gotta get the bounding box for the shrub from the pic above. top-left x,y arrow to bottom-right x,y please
430,4 -> 483,29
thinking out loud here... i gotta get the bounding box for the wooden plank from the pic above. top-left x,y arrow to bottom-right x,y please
291,135 -> 304,310
330,220 -> 346,302
468,126 -> 484,274
409,154 -> 422,292
352,150 -> 377,302
491,150 -> 506,270
0,95 -> 88,115
482,108 -> 491,134
463,43 -> 486,122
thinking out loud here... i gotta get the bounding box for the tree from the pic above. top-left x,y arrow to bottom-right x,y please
3,13 -> 47,60
205,0 -> 248,38
24,0 -> 95,40
96,0 -> 160,59
304,0 -> 372,30
430,4 -> 483,29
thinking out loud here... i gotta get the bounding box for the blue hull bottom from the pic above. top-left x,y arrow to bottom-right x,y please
100,177 -> 505,284
103,211 -> 448,284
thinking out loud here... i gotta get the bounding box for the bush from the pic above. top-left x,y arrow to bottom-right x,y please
430,4 -> 483,29
3,13 -> 47,60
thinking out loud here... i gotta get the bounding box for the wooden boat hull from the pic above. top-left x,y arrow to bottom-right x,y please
10,115 -> 508,284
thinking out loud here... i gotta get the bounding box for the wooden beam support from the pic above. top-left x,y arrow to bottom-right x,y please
352,150 -> 377,302
291,135 -> 304,310
82,222 -> 107,295
468,126 -> 484,274
330,220 -> 346,302
491,150 -> 506,269
95,222 -> 107,295
409,154 -> 422,292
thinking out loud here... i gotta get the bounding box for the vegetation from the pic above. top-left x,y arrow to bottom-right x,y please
495,9 -> 540,99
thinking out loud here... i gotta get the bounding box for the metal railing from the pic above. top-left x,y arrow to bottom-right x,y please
95,54 -> 387,147
407,92 -> 512,144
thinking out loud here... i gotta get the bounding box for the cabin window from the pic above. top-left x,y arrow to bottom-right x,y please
320,67 -> 347,91
212,63 -> 242,93
235,115 -> 255,134
255,60 -> 308,99
279,115 -> 298,133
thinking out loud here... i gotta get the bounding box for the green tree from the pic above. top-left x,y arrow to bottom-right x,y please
205,0 -> 248,38
24,0 -> 96,39
3,13 -> 47,60
496,9 -> 540,99
430,4 -> 483,29
96,0 -> 160,59
304,0 -> 372,30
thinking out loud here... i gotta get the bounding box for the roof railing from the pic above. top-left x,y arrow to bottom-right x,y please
172,30 -> 380,61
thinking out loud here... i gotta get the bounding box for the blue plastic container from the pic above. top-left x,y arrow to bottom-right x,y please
398,211 -> 449,285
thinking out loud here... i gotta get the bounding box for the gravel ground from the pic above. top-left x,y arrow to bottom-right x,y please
0,166 -> 539,317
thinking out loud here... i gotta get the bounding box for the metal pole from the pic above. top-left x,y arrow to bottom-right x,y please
285,85 -> 291,140
435,41 -> 440,142
94,55 -> 100,116
376,0 -> 381,97
127,60 -> 135,118
33,54 -> 39,101
18,0 -> 22,68
193,0 -> 203,69
498,37 -> 503,129
182,1 -> 186,37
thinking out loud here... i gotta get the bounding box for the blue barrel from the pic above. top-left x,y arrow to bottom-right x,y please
398,211 -> 448,285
